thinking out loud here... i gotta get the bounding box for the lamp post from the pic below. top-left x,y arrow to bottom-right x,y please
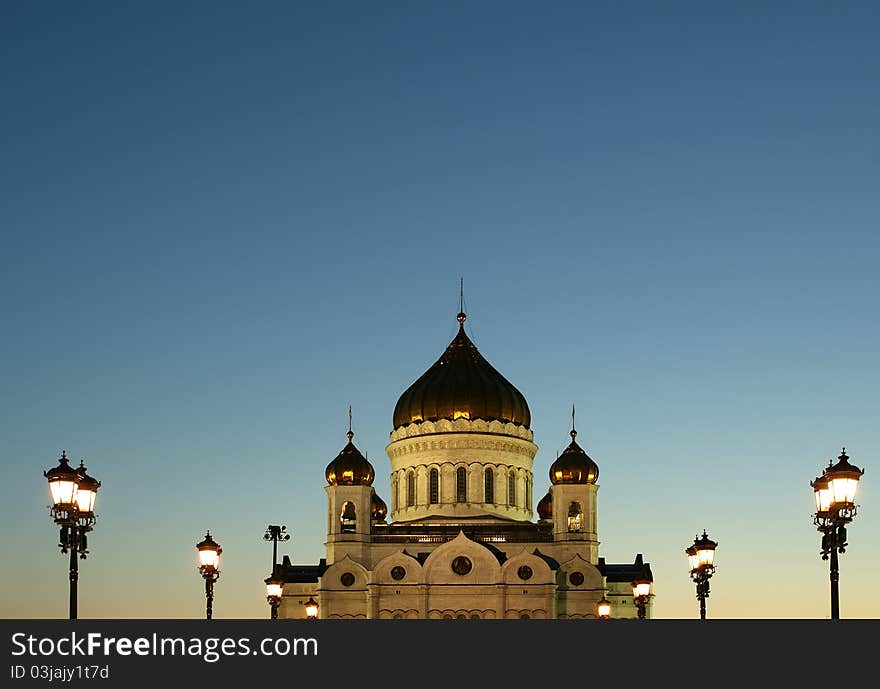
632,575 -> 652,620
686,530 -> 717,620
596,597 -> 611,620
44,451 -> 101,620
263,525 -> 290,572
265,570 -> 284,620
196,532 -> 222,620
303,596 -> 319,620
811,448 -> 864,619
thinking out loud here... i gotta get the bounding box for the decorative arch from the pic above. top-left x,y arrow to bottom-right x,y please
500,549 -> 555,586
422,531 -> 503,586
372,550 -> 425,585
567,501 -> 583,533
340,501 -> 356,532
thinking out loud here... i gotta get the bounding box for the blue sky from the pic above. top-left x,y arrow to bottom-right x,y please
1,1 -> 878,619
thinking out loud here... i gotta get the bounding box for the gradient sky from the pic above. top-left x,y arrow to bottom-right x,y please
1,1 -> 878,619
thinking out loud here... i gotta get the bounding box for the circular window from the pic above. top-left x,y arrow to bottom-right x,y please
517,565 -> 533,581
451,556 -> 473,576
340,572 -> 355,587
569,571 -> 584,586
391,566 -> 406,581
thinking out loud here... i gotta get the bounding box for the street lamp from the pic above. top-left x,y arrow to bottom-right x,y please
265,570 -> 284,620
303,596 -> 319,620
811,448 -> 864,619
632,574 -> 652,620
263,525 -> 290,572
596,597 -> 611,620
686,530 -> 717,620
196,532 -> 222,620
44,451 -> 101,619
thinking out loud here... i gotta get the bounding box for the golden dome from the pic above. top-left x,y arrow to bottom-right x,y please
549,429 -> 599,485
370,489 -> 388,522
392,311 -> 530,430
325,430 -> 375,486
537,491 -> 553,520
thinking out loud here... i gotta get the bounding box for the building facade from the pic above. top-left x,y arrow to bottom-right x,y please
277,309 -> 653,619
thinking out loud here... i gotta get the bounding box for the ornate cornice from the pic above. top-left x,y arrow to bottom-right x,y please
386,432 -> 538,461
389,418 -> 533,443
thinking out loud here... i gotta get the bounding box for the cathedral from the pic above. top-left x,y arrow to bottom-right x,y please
276,307 -> 654,619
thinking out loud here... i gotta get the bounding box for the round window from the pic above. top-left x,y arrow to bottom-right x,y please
391,566 -> 406,581
569,571 -> 584,586
451,556 -> 473,576
517,565 -> 533,581
340,572 -> 355,587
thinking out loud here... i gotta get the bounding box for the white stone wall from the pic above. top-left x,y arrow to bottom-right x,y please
287,531 -> 626,620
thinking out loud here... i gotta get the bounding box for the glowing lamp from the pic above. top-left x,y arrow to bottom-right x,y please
45,451 -> 79,510
304,596 -> 319,620
632,580 -> 651,599
265,573 -> 284,600
196,532 -> 222,570
825,449 -> 863,507
811,475 -> 833,515
692,531 -> 717,569
74,462 -> 101,515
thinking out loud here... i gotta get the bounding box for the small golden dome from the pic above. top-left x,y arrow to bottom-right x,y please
392,311 -> 530,430
537,491 -> 553,520
549,429 -> 599,485
371,489 -> 388,522
325,429 -> 375,486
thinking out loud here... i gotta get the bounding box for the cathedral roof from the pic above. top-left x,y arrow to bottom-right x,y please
598,554 -> 653,583
370,489 -> 388,521
279,556 -> 328,584
549,418 -> 599,485
325,427 -> 375,486
536,491 -> 553,520
392,310 -> 531,430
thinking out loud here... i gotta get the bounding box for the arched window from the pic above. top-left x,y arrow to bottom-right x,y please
526,475 -> 532,510
456,467 -> 467,502
340,501 -> 356,532
406,471 -> 415,507
567,501 -> 583,532
429,468 -> 439,504
484,468 -> 494,503
508,471 -> 516,507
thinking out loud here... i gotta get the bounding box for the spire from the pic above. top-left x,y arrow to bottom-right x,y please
570,404 -> 577,440
347,405 -> 353,441
457,277 -> 466,327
